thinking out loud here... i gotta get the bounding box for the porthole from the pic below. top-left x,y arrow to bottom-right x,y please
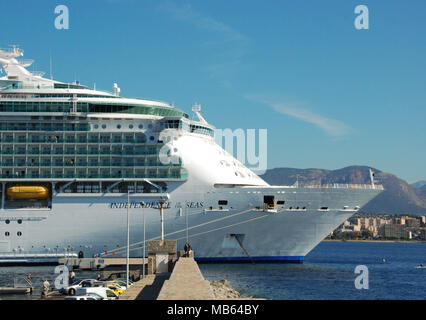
149,136 -> 154,141
129,124 -> 134,129
17,219 -> 22,224
138,124 -> 143,129
5,232 -> 9,237
17,231 -> 22,236
102,124 -> 107,129
5,219 -> 10,224
117,124 -> 121,129
148,124 -> 153,129
94,124 -> 99,129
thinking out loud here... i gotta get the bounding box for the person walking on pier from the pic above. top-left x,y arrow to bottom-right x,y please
184,242 -> 193,257
184,242 -> 190,257
69,269 -> 76,284
41,279 -> 50,298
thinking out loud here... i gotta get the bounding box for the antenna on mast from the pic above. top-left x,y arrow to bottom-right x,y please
49,50 -> 53,80
191,102 -> 208,124
113,83 -> 120,96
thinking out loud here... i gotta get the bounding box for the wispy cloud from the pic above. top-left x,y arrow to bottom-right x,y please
159,1 -> 247,44
271,103 -> 351,137
159,1 -> 250,87
246,95 -> 351,137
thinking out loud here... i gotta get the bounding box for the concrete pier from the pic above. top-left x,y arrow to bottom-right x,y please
157,257 -> 215,300
119,274 -> 170,300
58,257 -> 147,280
0,287 -> 31,294
119,257 -> 215,300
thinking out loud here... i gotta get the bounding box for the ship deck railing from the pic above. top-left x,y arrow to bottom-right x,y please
302,183 -> 384,190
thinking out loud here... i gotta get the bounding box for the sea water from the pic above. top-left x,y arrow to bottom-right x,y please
199,241 -> 426,300
0,241 -> 425,300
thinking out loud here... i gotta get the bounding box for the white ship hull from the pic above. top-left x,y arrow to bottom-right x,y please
0,185 -> 381,264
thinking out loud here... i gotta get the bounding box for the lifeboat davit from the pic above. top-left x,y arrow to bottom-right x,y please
7,186 -> 49,200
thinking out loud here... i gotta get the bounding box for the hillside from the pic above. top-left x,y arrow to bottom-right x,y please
260,166 -> 426,215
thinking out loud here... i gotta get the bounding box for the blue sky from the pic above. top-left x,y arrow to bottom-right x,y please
1,0 -> 425,183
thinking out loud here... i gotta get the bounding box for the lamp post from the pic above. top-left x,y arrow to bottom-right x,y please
186,201 -> 189,245
126,190 -> 130,289
140,201 -> 146,279
160,200 -> 165,243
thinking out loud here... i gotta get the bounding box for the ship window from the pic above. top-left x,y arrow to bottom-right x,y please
94,124 -> 99,129
149,136 -> 154,141
17,231 -> 22,236
129,124 -> 134,129
17,219 -> 22,224
5,220 -> 10,224
117,124 -> 121,129
102,124 -> 107,129
5,232 -> 9,237
139,124 -> 143,129
319,207 -> 329,211
218,200 -> 228,205
277,200 -> 285,205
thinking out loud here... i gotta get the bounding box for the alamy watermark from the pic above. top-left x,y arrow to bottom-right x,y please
354,265 -> 369,289
54,265 -> 69,289
159,128 -> 268,175
354,5 -> 369,30
54,5 -> 69,30
215,128 -> 267,175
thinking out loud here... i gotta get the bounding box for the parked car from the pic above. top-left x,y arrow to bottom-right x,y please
86,292 -> 106,300
105,282 -> 126,296
64,295 -> 98,300
76,287 -> 119,300
110,279 -> 133,288
61,279 -> 105,295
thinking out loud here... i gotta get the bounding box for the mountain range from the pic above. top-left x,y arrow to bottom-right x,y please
411,180 -> 426,191
259,166 -> 426,215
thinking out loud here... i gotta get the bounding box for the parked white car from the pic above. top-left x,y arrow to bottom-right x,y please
64,295 -> 99,300
61,279 -> 105,295
76,287 -> 119,300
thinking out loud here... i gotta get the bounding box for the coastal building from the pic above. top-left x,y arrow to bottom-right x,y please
393,217 -> 406,225
379,224 -> 412,240
405,217 -> 421,228
419,228 -> 426,240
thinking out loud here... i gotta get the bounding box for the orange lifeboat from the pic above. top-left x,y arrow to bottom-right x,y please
7,186 -> 49,200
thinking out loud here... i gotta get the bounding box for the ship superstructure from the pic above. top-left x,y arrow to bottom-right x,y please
0,47 -> 383,264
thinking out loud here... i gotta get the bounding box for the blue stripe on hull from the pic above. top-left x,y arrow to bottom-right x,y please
195,256 -> 304,263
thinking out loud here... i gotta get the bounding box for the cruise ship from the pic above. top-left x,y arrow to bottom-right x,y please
0,46 -> 383,264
